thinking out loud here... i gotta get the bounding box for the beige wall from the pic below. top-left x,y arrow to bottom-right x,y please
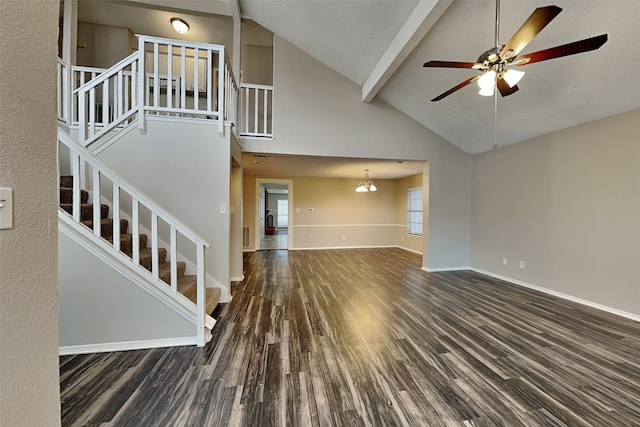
77,22 -> 130,68
471,109 -> 640,316
0,1 -> 62,425
244,174 -> 426,251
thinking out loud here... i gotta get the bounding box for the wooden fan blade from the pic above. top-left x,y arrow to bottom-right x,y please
431,75 -> 480,102
515,34 -> 608,66
500,5 -> 563,61
497,77 -> 519,97
423,60 -> 481,69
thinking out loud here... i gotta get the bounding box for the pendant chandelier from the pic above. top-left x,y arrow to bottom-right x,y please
355,169 -> 377,192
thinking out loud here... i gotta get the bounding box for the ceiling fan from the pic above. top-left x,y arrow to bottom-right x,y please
423,0 -> 608,102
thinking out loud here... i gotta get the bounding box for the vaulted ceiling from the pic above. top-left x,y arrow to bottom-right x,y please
239,0 -> 640,154
78,0 -> 640,161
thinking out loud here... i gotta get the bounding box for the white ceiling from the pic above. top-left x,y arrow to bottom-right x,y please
78,0 -> 640,172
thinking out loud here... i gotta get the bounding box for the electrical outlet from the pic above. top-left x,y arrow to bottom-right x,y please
342,235 -> 346,241
519,261 -> 526,269
502,258 -> 508,265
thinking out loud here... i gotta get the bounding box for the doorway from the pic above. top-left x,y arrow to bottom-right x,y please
256,179 -> 293,250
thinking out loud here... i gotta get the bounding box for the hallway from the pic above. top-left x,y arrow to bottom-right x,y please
259,229 -> 288,250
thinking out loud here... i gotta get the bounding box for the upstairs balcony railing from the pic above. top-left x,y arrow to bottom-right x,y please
58,34 -> 274,145
62,35 -> 238,146
239,83 -> 273,139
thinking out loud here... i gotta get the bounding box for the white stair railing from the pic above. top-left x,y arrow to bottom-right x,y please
239,83 -> 273,138
224,54 -> 239,126
76,52 -> 140,146
138,35 -> 237,133
71,65 -> 106,127
58,129 -> 211,346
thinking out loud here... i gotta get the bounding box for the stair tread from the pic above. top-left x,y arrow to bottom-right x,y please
106,233 -> 149,256
60,187 -> 89,204
81,218 -> 129,237
60,203 -> 109,220
177,276 -> 221,315
158,261 -> 186,284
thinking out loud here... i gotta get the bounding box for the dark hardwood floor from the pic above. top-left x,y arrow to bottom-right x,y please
60,248 -> 640,426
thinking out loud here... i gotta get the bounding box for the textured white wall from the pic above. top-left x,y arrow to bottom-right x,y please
241,36 -> 471,269
0,1 -> 62,426
471,109 -> 640,316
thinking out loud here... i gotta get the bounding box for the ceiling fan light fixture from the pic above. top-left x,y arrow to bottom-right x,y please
478,85 -> 495,97
477,70 -> 496,96
503,68 -> 525,87
171,18 -> 190,34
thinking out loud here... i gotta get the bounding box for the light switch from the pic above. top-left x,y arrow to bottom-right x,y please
219,204 -> 227,214
0,187 -> 13,230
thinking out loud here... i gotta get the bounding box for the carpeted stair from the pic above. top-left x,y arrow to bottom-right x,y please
59,175 -> 220,316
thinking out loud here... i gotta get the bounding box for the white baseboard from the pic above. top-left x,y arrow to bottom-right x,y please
422,266 -> 471,272
471,268 -> 640,323
230,275 -> 244,282
395,245 -> 422,255
59,336 -> 198,356
290,244 -> 397,251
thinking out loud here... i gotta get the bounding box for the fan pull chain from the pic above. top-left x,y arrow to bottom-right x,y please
493,87 -> 498,149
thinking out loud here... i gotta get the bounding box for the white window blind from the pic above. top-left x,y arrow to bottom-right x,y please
407,188 -> 423,235
277,199 -> 288,227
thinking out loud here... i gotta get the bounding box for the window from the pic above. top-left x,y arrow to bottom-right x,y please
277,199 -> 288,227
407,188 -> 423,235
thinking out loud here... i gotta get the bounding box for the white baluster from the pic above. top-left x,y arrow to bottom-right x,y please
151,212 -> 159,280
132,200 -> 139,265
207,50 -> 212,112
113,184 -> 120,252
254,87 -> 259,134
181,46 -> 186,110
193,48 -> 199,110
72,151 -> 81,222
167,44 -> 173,109
89,87 -> 95,142
117,70 -> 123,119
153,42 -> 159,108
244,86 -> 249,133
197,243 -> 205,346
102,79 -> 109,127
218,51 -> 224,133
170,227 -> 177,292
92,168 -> 101,238
263,88 -> 268,134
